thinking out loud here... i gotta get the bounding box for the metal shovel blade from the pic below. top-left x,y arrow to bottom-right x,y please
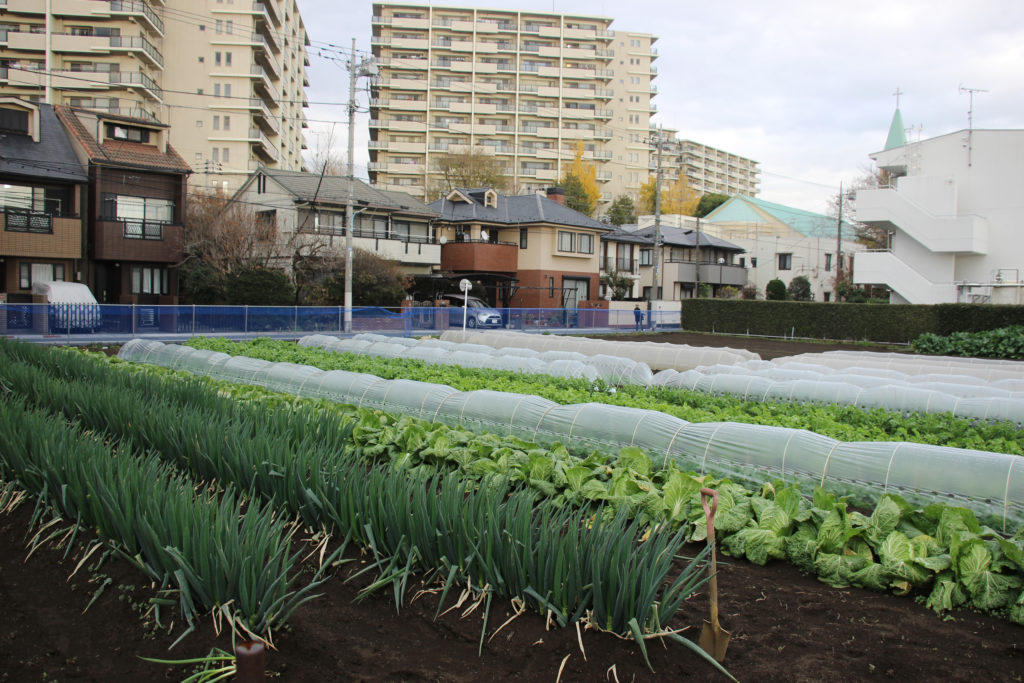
699,618 -> 731,663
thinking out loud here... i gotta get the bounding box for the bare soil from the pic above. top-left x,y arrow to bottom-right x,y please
2,332 -> 1020,682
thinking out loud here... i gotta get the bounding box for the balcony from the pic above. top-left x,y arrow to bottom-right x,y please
1,212 -> 82,259
249,32 -> 282,78
254,21 -> 281,54
94,220 -> 182,262
109,0 -> 165,36
252,100 -> 279,135
252,0 -> 281,28
108,35 -> 164,69
249,63 -> 275,97
441,240 -> 518,274
108,70 -> 163,102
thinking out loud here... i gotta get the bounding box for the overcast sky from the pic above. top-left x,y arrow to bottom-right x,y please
298,0 -> 1024,214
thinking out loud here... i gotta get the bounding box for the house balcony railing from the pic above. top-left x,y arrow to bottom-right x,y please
108,35 -> 163,69
440,239 -> 518,273
3,209 -> 53,234
109,0 -> 165,36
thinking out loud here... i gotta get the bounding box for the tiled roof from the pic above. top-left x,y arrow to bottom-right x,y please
430,188 -> 611,231
0,103 -> 87,184
256,167 -> 437,217
634,224 -> 745,251
54,106 -> 191,174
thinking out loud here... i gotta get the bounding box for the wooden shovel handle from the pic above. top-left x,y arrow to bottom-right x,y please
700,487 -> 718,529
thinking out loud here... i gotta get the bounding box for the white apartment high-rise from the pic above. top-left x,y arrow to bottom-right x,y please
0,0 -> 310,193
653,127 -> 761,197
369,3 -> 658,207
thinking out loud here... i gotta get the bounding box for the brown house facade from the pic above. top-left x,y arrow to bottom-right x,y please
430,187 -> 611,309
56,106 -> 190,305
0,99 -> 89,304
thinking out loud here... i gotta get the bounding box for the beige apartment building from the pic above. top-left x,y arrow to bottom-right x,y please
369,3 -> 658,209
653,127 -> 761,197
0,0 -> 309,194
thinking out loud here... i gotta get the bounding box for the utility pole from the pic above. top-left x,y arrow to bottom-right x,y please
344,40 -> 376,333
695,216 -> 701,297
653,124 -> 663,302
835,181 -> 843,301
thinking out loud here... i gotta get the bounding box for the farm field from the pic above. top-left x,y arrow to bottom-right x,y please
1,332 -> 1022,682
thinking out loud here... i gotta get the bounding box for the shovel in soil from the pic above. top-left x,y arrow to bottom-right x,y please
698,487 -> 731,662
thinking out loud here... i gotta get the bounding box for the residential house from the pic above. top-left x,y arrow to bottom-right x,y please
56,106 -> 190,305
0,98 -> 88,305
231,167 -> 440,278
854,108 -> 1021,304
602,221 -> 746,300
429,187 -> 611,308
699,196 -> 862,301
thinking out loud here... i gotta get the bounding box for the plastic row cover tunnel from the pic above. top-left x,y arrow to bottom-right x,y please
298,333 -> 656,385
118,339 -> 1024,531
654,354 -> 1024,424
440,330 -> 759,372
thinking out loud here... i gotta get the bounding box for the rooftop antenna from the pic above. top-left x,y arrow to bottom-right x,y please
959,84 -> 987,167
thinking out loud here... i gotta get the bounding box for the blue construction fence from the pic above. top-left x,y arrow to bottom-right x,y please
1,303 -> 681,342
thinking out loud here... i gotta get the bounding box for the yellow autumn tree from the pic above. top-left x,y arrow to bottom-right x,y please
559,141 -> 601,216
639,173 -> 700,216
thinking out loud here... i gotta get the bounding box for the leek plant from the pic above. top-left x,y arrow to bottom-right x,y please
0,340 -> 723,669
0,394 -> 328,646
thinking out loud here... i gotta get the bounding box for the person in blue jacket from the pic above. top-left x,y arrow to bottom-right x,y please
633,305 -> 643,331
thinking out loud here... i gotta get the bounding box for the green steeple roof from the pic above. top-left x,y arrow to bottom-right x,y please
884,108 -> 906,150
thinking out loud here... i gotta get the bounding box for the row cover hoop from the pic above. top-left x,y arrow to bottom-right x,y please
119,339 -> 1024,531
656,351 -> 1024,424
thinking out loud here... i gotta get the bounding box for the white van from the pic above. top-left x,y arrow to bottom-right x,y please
31,281 -> 101,332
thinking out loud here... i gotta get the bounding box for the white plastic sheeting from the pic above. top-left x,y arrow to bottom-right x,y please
654,351 -> 1024,424
119,339 -> 1024,530
297,333 -> 653,384
440,330 -> 759,371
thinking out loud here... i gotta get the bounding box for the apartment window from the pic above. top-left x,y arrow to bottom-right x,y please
215,19 -> 222,34
824,253 -> 832,272
751,257 -> 757,267
639,249 -> 652,266
130,266 -> 169,295
196,120 -> 203,128
212,148 -> 219,163
19,263 -> 65,290
101,193 -> 174,226
221,147 -> 230,163
548,276 -> 555,298
557,231 -> 574,252
519,228 -> 528,249
225,20 -> 233,34
577,233 -> 594,254
212,115 -> 220,130
222,116 -> 230,130
778,253 -> 792,270
214,84 -> 220,97
224,83 -> 231,98
225,52 -> 232,66
215,52 -> 221,66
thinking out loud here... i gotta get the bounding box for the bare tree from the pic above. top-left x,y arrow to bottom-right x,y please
304,126 -> 347,176
428,148 -> 512,200
828,166 -> 893,250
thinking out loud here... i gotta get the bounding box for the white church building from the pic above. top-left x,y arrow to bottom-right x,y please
854,109 -> 1024,304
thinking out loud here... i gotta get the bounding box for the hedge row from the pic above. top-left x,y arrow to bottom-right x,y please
680,300 -> 1024,344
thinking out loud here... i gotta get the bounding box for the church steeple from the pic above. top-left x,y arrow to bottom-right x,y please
884,88 -> 906,150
